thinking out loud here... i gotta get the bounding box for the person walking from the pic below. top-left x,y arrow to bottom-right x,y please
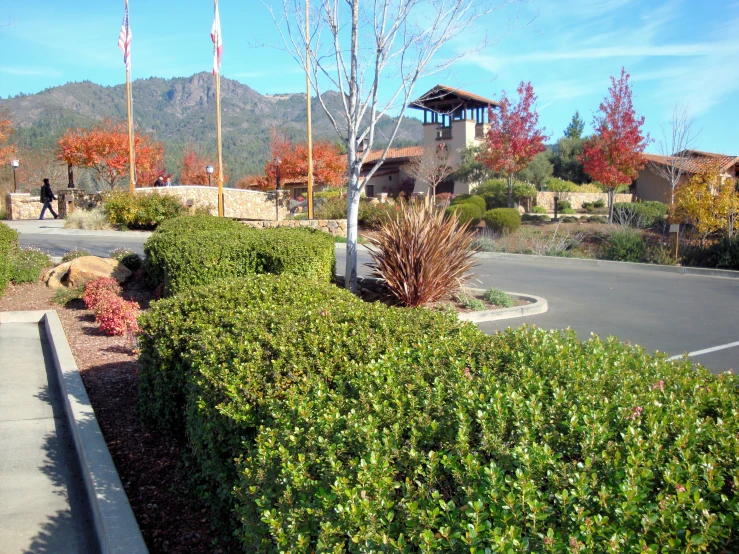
39,178 -> 58,220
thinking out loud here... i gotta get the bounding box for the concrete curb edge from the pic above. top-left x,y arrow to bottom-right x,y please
40,310 -> 148,554
458,288 -> 548,323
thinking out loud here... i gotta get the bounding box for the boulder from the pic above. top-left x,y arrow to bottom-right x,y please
44,256 -> 132,288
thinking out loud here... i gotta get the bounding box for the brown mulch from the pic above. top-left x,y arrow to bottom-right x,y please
0,279 -> 231,554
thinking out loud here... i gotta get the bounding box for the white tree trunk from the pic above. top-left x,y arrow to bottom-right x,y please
344,173 -> 362,293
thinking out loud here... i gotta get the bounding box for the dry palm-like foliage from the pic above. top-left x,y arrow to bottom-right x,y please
366,202 -> 476,307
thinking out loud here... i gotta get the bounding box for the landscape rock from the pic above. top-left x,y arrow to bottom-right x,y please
44,256 -> 132,288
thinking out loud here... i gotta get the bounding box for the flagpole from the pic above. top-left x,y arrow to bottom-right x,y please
305,0 -> 314,220
214,0 -> 224,217
126,65 -> 136,193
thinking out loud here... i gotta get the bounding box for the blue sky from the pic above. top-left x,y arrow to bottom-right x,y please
1,0 -> 738,153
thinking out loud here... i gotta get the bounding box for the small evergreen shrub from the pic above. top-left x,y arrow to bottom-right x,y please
314,190 -> 340,199
144,215 -> 335,296
110,248 -> 143,271
94,291 -> 140,336
451,194 -> 487,213
0,222 -> 18,296
531,205 -> 547,214
61,249 -> 91,263
522,214 -> 551,222
593,198 -> 606,208
445,203 -> 483,226
587,215 -> 607,223
83,277 -> 123,310
682,236 -> 739,270
358,201 -> 396,229
483,287 -> 513,307
483,208 -> 521,234
104,191 -> 184,230
603,228 -> 645,262
314,196 -> 347,219
545,177 -> 580,192
9,247 -> 51,284
613,201 -> 668,228
454,292 -> 485,311
560,207 -> 576,214
557,199 -> 572,211
560,215 -> 578,223
51,285 -> 85,306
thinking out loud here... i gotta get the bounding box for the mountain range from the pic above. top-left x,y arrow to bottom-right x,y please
0,73 -> 423,183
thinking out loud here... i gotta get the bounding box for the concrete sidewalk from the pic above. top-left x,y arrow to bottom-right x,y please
0,321 -> 97,553
4,219 -> 152,239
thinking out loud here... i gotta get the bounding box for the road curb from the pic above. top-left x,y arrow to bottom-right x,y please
4,310 -> 149,553
458,288 -> 548,323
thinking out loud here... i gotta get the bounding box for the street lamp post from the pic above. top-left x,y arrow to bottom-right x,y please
10,159 -> 19,193
275,157 -> 282,221
206,164 -> 214,187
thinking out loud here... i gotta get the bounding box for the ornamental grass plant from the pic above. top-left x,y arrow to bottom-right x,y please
367,202 -> 476,307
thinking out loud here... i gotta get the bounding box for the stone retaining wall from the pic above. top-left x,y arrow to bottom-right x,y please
5,193 -> 43,220
135,186 -> 289,220
535,191 -> 633,211
241,218 -> 347,237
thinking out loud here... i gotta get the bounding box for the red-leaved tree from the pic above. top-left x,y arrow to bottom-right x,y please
478,82 -> 548,207
579,68 -> 650,222
57,120 -> 165,189
178,146 -> 228,186
0,115 -> 15,165
261,135 -> 347,191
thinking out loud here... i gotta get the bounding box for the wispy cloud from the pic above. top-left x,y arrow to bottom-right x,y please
0,66 -> 62,77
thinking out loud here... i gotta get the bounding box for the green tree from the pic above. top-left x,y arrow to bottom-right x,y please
564,111 -> 585,139
517,150 -> 553,189
454,144 -> 495,183
551,136 -> 587,184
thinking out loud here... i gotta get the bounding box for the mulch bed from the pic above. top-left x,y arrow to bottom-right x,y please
0,278 -> 232,554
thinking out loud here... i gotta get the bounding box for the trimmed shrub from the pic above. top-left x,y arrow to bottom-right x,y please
483,287 -> 513,307
94,290 -> 140,336
83,277 -> 123,310
603,228 -> 645,262
531,205 -> 547,214
367,203 -> 475,307
593,198 -> 606,208
0,222 -> 18,296
10,247 -> 51,284
483,208 -> 521,234
144,215 -> 335,296
557,199 -> 572,211
445,202 -> 483,227
104,190 -> 184,230
560,215 -> 578,223
613,201 -> 668,228
521,213 -> 551,223
110,248 -> 143,271
451,194 -> 487,213
140,279 -> 739,551
61,249 -> 91,263
587,215 -> 607,224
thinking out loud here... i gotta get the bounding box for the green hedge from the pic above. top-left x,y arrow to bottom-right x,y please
0,222 -> 18,296
483,207 -> 521,234
450,194 -> 487,213
104,190 -> 184,230
613,201 -> 668,228
143,215 -> 335,295
139,276 -> 739,551
445,203 -> 483,226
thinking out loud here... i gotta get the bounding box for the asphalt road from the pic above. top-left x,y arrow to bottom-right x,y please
10,222 -> 738,373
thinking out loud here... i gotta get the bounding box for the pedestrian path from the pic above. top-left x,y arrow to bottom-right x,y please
0,321 -> 97,553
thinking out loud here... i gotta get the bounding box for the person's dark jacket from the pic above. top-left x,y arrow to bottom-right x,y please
40,183 -> 56,203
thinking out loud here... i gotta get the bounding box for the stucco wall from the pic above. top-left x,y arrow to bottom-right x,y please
242,218 -> 347,237
535,191 -> 633,211
136,186 -> 289,220
635,167 -> 671,203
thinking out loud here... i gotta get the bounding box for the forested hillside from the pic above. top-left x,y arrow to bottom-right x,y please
0,73 -> 422,184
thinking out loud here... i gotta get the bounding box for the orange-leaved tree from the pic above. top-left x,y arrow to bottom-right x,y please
674,170 -> 738,245
178,146 -> 227,186
579,68 -> 650,222
0,115 -> 16,164
261,135 -> 346,191
57,120 -> 165,189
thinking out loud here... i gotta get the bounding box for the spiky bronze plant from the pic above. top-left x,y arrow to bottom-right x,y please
366,201 -> 476,307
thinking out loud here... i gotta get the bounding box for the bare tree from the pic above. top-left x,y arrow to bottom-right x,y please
649,104 -> 699,206
17,148 -> 68,191
403,143 -> 455,202
267,0 -> 519,292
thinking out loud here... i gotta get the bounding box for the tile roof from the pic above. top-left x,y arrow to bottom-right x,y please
362,146 -> 423,164
643,152 -> 739,175
408,85 -> 502,111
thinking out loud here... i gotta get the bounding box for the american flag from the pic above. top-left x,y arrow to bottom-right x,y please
117,0 -> 132,70
211,1 -> 223,75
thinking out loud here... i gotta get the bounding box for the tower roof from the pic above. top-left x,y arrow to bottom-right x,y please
408,84 -> 501,113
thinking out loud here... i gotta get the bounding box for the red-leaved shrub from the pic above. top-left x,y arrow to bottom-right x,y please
93,290 -> 140,336
83,277 -> 122,310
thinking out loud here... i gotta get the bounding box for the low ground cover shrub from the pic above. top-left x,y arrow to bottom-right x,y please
560,215 -> 578,223
9,247 -> 51,283
587,215 -> 607,223
454,291 -> 485,310
61,248 -> 91,263
140,278 -> 739,551
613,201 -> 667,228
483,208 -> 521,234
0,222 -> 18,296
104,191 -> 184,230
94,290 -> 140,336
602,228 -> 645,262
522,213 -> 551,223
531,205 -> 547,214
83,277 -> 123,310
144,215 -> 335,296
483,287 -> 513,307
367,202 -> 475,306
445,202 -> 483,226
110,248 -> 143,271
